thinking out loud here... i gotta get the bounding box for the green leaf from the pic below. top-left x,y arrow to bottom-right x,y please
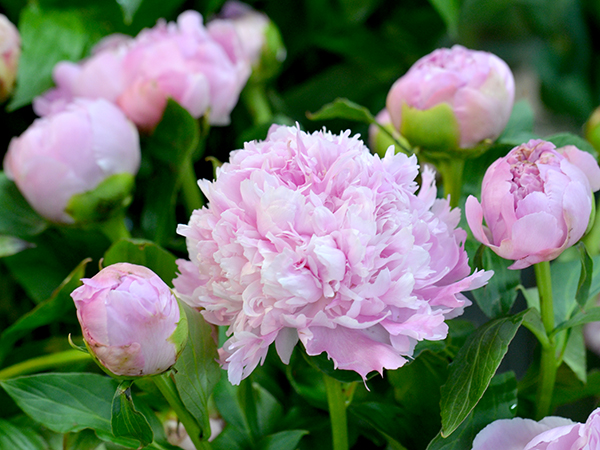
141,99 -> 201,245
257,430 -> 309,450
576,242 -> 593,310
472,245 -> 521,318
427,0 -> 459,37
115,0 -> 142,24
0,235 -> 32,258
0,419 -> 46,450
307,97 -> 377,124
111,380 -> 153,447
547,132 -> 598,159
103,239 -> 178,287
521,308 -> 549,348
440,310 -> 526,437
553,306 -> 600,335
427,372 -> 517,450
349,402 -> 413,449
0,373 -> 138,448
9,5 -> 92,110
562,326 -> 587,383
0,258 -> 90,364
0,173 -> 47,238
173,303 -> 221,440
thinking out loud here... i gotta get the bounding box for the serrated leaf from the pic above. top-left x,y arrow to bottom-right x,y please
0,258 -> 90,364
576,242 -> 593,309
111,380 -> 153,447
103,239 -> 178,287
440,310 -> 526,437
0,373 -> 138,448
0,173 -> 47,238
173,303 -> 221,440
428,372 -> 517,450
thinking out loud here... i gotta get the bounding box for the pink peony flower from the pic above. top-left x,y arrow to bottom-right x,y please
71,263 -> 187,377
0,14 -> 20,102
3,98 -> 140,224
466,139 -> 600,269
386,45 -> 515,150
471,407 -> 600,450
33,10 -> 251,131
174,124 -> 491,385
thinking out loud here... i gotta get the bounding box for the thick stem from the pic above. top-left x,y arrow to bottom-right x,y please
323,373 -> 348,450
153,373 -> 212,450
242,83 -> 273,125
437,158 -> 465,208
180,156 -> 204,217
0,350 -> 91,380
99,213 -> 131,243
534,261 -> 557,420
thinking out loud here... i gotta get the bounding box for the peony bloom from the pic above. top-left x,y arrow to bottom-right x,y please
3,98 -> 140,224
0,14 -> 20,102
386,45 -> 515,150
71,263 -> 187,377
217,1 -> 286,82
471,407 -> 600,449
34,10 -> 251,131
466,139 -> 600,269
174,124 -> 491,384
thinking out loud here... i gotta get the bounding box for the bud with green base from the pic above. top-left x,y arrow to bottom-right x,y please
585,106 -> 600,154
3,98 -> 141,224
71,263 -> 188,378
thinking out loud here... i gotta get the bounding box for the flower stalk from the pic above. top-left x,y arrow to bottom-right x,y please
323,373 -> 349,450
534,260 -> 557,420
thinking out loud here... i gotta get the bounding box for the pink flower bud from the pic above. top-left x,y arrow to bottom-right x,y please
0,14 -> 20,102
3,98 -> 140,224
71,263 -> 187,377
471,407 -> 600,450
386,45 -> 515,150
466,139 -> 600,269
33,10 -> 251,131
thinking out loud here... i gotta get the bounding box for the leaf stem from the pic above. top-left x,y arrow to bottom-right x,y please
0,349 -> 91,380
323,373 -> 349,450
153,373 -> 212,450
534,260 -> 557,419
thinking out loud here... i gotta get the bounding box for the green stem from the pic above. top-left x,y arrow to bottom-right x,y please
534,260 -> 557,420
242,82 -> 273,125
583,196 -> 600,257
180,156 -> 204,217
154,373 -> 212,450
0,349 -> 92,380
437,158 -> 465,208
99,213 -> 131,243
323,373 -> 348,450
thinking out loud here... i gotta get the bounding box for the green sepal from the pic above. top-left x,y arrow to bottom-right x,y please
400,102 -> 460,152
65,173 -> 135,224
168,298 -> 189,358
